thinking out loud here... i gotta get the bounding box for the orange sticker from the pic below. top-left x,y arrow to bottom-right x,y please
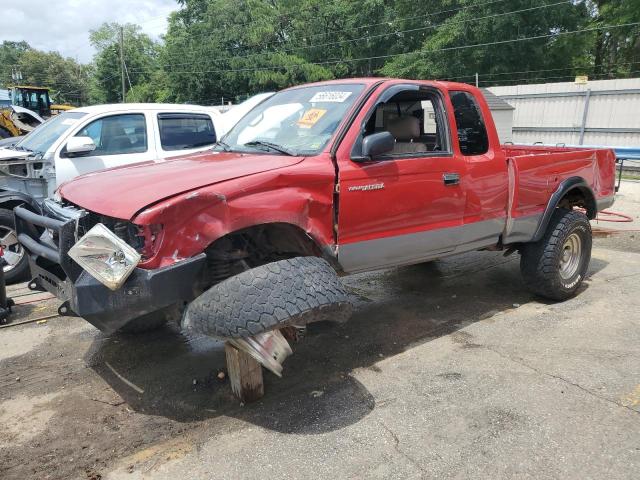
297,108 -> 327,128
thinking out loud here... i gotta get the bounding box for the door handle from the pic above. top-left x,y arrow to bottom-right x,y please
443,173 -> 460,186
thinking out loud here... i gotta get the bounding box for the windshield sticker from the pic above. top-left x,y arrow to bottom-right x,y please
309,91 -> 353,103
297,108 -> 327,128
61,118 -> 80,126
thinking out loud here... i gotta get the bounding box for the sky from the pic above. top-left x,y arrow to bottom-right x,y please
2,0 -> 179,63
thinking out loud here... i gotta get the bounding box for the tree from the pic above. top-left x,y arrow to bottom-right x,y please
16,50 -> 90,105
0,41 -> 31,88
162,0 -> 334,104
587,0 -> 640,78
89,22 -> 163,103
380,0 -> 590,86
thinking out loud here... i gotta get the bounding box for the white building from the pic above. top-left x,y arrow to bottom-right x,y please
480,88 -> 515,143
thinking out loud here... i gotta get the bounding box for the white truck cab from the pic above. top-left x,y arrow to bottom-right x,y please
0,103 -> 230,281
0,103 -> 225,200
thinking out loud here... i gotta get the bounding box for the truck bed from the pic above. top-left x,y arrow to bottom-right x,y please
501,144 -> 616,235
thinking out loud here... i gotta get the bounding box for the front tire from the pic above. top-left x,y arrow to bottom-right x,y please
520,208 -> 592,301
0,208 -> 29,283
183,256 -> 353,338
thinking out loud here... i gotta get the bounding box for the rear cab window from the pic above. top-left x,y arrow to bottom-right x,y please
449,91 -> 489,156
158,113 -> 216,151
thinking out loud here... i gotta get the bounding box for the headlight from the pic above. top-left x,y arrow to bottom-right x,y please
68,223 -> 141,290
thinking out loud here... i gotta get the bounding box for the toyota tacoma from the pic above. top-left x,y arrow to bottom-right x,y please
15,78 -> 616,370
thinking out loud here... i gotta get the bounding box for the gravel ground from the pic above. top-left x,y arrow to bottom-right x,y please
0,182 -> 638,480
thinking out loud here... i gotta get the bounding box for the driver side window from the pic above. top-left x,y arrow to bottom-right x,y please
361,89 -> 449,157
76,114 -> 147,155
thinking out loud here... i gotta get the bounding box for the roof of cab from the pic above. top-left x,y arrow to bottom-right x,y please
72,103 -> 222,116
283,77 -> 483,92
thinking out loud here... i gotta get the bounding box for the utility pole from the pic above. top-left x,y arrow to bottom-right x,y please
119,26 -> 126,103
475,72 -> 479,87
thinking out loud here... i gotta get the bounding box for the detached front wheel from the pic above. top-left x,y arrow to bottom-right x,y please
183,256 -> 353,339
520,208 -> 592,301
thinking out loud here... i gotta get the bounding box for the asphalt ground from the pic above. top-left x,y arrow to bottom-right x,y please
0,181 -> 638,480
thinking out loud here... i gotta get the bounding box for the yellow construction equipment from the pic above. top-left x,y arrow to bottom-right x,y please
0,86 -> 74,139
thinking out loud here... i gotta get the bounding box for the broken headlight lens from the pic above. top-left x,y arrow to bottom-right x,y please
68,223 -> 141,291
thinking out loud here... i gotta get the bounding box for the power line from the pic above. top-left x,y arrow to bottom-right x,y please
447,61 -> 640,82
123,61 -> 134,100
157,0 -> 569,70
131,21 -> 640,77
478,69 -> 640,86
159,0 -> 515,64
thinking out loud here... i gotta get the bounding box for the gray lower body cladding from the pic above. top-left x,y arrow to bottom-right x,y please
338,218 -> 504,273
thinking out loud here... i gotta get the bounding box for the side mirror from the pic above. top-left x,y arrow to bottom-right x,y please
65,136 -> 96,156
361,131 -> 395,159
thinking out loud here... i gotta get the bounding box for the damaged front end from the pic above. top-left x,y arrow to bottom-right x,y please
0,148 -> 52,202
14,200 -> 206,332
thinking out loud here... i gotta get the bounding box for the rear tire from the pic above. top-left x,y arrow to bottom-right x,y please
0,208 -> 29,283
520,208 -> 592,301
183,256 -> 353,338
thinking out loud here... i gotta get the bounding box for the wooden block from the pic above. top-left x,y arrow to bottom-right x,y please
224,342 -> 264,402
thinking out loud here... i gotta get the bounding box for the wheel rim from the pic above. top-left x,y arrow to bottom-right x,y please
0,226 -> 24,273
559,232 -> 582,280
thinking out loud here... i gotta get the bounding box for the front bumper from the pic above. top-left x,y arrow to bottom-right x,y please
15,205 -> 206,333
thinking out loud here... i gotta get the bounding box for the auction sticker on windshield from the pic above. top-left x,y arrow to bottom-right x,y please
298,108 -> 327,128
309,91 -> 353,103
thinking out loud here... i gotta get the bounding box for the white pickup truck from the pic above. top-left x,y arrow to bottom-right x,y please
0,98 -> 273,281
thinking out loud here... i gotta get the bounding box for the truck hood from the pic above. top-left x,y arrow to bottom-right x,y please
58,150 -> 304,220
0,147 -> 31,161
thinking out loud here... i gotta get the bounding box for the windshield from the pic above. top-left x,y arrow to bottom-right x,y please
222,83 -> 365,156
15,111 -> 87,155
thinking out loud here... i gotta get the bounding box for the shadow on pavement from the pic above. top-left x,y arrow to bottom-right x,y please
84,251 -> 609,434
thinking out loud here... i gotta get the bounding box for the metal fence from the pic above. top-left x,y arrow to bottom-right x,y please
488,78 -> 640,147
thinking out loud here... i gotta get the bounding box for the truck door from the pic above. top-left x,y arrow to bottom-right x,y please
54,112 -> 154,187
335,84 -> 466,273
448,90 -> 508,242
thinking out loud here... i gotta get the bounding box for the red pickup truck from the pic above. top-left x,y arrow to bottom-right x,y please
15,79 -> 616,344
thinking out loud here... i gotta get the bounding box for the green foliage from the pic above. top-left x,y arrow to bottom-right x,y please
586,0 -> 640,77
89,22 -> 163,103
1,41 -> 89,105
162,0 -> 335,104
380,0 -> 591,83
17,50 -> 91,105
6,0 -> 640,105
0,41 -> 31,86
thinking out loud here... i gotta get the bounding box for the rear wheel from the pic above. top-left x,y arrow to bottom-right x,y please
0,208 -> 29,283
520,208 -> 592,301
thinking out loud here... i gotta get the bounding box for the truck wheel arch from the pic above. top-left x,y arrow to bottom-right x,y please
202,222 -> 339,284
532,177 -> 596,242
